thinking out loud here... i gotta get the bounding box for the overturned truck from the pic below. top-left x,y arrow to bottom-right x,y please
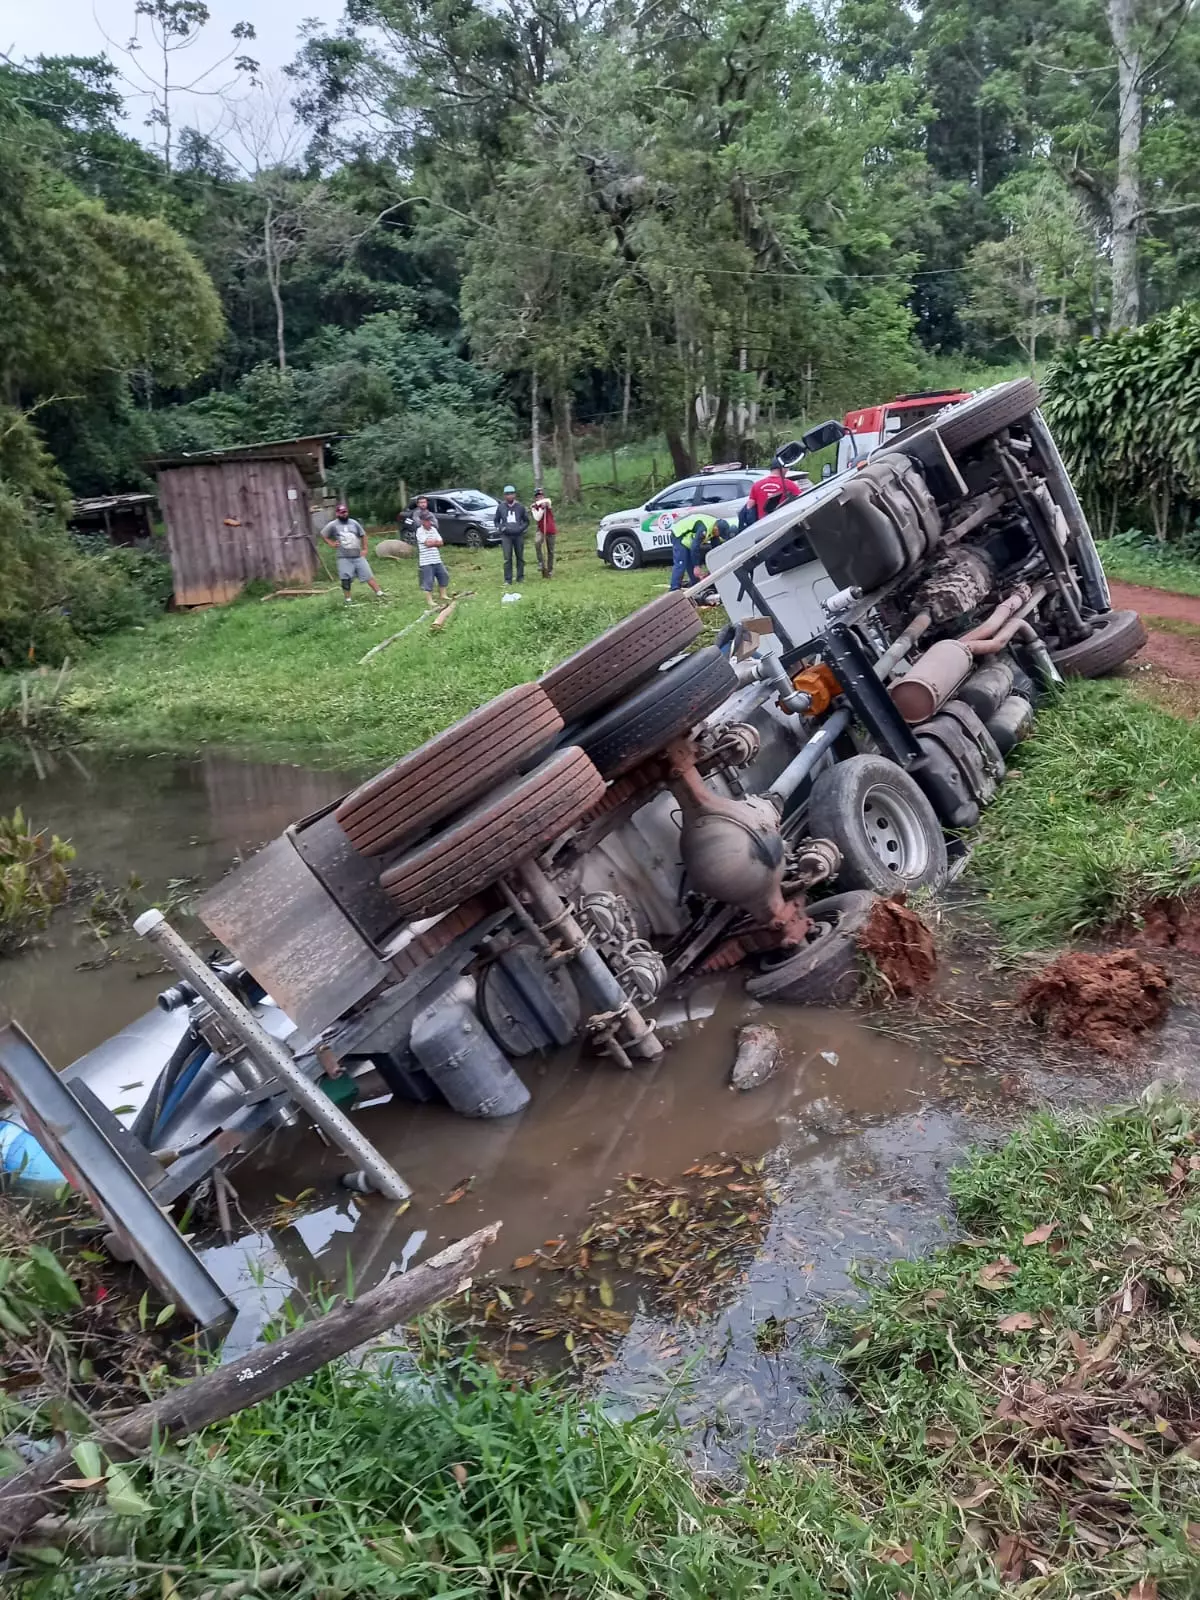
0,380 -> 1144,1319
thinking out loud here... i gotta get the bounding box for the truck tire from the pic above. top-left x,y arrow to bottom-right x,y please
574,647 -> 737,779
746,891 -> 877,1005
336,683 -> 563,857
1050,609 -> 1146,678
540,591 -> 703,723
807,754 -> 948,894
379,746 -> 606,920
933,378 -> 1041,454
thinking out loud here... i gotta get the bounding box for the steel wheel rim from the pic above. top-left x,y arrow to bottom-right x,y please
861,784 -> 929,878
610,540 -> 636,569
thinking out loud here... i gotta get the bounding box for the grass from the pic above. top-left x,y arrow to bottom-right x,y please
1099,533 -> 1200,599
9,1093 -> 1200,1597
970,678 -> 1200,950
53,518 -> 667,773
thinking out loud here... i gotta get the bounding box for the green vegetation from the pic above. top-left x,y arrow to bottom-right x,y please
0,809 -> 74,955
58,527 -> 664,770
8,0 -> 1200,519
10,1095 -> 1200,1597
971,678 -> 1200,949
1045,305 -> 1200,543
1099,532 -> 1200,599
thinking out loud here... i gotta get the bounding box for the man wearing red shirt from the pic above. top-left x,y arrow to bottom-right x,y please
744,457 -> 804,525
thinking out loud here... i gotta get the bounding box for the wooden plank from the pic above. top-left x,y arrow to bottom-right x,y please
0,1225 -> 500,1551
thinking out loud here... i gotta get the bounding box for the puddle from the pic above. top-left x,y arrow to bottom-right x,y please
2,750 -> 1013,1459
0,753 -> 353,1066
210,979 -> 1006,1460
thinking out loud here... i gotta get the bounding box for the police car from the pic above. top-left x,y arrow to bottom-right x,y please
595,466 -> 770,570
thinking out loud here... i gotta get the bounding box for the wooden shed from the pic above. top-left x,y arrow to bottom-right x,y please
147,436 -> 335,607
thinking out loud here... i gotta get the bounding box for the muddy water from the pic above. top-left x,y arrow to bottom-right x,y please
1,751 -> 1009,1458
215,981 -> 1003,1462
0,753 -> 353,1066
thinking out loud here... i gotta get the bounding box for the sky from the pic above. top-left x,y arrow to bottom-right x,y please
3,0 -> 341,146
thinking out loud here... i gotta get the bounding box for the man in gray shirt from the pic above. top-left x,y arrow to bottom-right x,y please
320,503 -> 386,603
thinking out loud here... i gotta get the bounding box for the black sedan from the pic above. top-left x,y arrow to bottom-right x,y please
399,489 -> 501,547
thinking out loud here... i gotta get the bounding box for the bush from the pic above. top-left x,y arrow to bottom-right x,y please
1043,304 -> 1200,543
337,408 -> 515,520
0,409 -> 172,668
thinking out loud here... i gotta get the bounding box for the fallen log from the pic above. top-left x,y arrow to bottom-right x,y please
260,588 -> 326,600
430,590 -> 474,632
357,610 -> 433,664
0,1223 -> 499,1551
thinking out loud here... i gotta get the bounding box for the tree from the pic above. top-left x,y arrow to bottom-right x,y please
0,98 -> 223,401
963,170 -> 1094,368
104,0 -> 259,171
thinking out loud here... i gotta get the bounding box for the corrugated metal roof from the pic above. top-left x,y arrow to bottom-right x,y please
147,434 -> 335,487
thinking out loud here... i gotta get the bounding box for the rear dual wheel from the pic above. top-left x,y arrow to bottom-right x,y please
336,683 -> 563,857
379,746 -> 606,921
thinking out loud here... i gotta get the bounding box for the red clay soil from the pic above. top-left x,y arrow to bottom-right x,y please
1108,580 -> 1200,683
1121,893 -> 1200,955
1108,579 -> 1200,626
1021,948 -> 1170,1055
858,898 -> 937,996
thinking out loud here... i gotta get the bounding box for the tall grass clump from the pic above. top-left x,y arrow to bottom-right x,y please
10,1095 -> 1200,1598
970,678 -> 1200,948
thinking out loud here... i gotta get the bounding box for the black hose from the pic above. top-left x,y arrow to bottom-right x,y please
130,1026 -> 200,1148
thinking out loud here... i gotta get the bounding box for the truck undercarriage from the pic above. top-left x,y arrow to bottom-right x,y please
0,380 -> 1147,1322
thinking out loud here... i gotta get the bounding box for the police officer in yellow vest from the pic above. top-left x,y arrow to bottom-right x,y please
669,512 -> 732,590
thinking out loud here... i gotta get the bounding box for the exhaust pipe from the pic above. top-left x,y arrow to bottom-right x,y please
889,638 -> 973,724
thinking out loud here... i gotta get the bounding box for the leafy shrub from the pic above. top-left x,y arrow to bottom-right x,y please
1043,304 -> 1200,542
0,807 -> 74,953
0,410 -> 172,668
337,407 -> 515,519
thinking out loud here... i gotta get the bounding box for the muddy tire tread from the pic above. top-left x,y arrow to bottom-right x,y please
380,747 -> 605,920
575,647 -> 737,779
540,593 -> 703,723
745,890 -> 878,1005
336,683 -> 563,856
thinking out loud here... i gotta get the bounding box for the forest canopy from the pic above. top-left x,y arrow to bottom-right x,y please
3,0 -> 1200,518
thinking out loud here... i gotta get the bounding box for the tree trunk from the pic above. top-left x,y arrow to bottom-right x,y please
530,370 -> 542,487
621,366 -> 631,431
0,1226 -> 499,1552
665,428 -> 695,478
1107,0 -> 1143,329
552,381 -> 581,502
264,199 -> 287,373
710,394 -> 730,463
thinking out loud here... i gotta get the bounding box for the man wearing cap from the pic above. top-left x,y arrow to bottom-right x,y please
493,485 -> 530,586
320,502 -> 386,603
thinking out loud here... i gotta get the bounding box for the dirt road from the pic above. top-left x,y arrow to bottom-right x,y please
1109,578 -> 1200,688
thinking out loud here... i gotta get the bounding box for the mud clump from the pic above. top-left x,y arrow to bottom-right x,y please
858,897 -> 937,996
1124,893 -> 1200,956
1021,949 -> 1170,1055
